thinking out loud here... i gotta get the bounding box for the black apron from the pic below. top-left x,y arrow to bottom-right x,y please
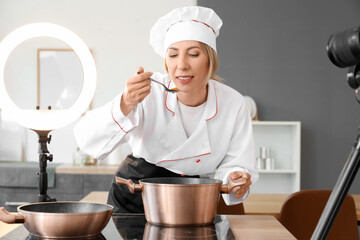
107,154 -> 199,213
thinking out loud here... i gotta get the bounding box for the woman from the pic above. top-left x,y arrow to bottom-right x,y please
74,6 -> 258,213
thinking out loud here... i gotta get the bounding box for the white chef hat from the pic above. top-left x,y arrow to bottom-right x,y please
150,6 -> 223,58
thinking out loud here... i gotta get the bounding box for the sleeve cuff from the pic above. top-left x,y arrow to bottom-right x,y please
111,93 -> 139,133
220,168 -> 251,206
222,189 -> 250,206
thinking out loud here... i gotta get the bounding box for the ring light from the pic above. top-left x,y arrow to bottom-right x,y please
0,23 -> 96,130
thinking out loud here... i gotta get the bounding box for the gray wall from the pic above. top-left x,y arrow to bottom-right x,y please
198,0 -> 360,193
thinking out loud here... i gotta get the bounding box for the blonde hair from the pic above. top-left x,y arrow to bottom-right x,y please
203,43 -> 223,82
164,42 -> 223,82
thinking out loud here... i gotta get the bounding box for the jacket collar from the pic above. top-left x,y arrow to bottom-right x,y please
165,78 -> 218,121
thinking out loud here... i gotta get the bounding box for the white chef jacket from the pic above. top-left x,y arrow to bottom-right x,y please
74,72 -> 258,205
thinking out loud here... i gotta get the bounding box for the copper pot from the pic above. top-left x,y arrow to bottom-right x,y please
115,177 -> 244,226
0,202 -> 113,238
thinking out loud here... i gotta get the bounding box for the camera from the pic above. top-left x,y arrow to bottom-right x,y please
327,26 -> 360,89
327,26 -> 360,68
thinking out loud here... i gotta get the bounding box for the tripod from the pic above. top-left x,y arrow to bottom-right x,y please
311,64 -> 360,239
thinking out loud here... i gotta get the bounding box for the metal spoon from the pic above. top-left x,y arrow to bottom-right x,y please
150,78 -> 180,93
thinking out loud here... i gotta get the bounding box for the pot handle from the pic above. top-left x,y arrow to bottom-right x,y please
115,177 -> 142,194
0,207 -> 25,224
220,177 -> 246,194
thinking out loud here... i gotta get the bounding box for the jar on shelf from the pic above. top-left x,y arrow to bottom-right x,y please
258,147 -> 275,170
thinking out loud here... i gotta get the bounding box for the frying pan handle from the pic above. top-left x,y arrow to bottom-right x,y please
220,177 -> 246,194
115,177 -> 142,194
0,207 -> 25,224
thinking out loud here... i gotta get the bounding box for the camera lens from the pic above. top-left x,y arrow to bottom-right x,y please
326,26 -> 360,68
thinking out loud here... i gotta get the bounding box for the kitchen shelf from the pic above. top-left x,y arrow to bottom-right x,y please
251,121 -> 301,194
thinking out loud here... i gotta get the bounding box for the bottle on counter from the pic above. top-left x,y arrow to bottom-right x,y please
73,147 -> 85,166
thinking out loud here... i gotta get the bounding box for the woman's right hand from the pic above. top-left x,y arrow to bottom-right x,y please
121,67 -> 152,116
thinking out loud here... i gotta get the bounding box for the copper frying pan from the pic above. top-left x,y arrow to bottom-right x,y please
0,201 -> 113,238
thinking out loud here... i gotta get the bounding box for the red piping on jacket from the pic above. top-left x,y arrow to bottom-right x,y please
206,86 -> 218,121
156,152 -> 211,165
111,100 -> 128,133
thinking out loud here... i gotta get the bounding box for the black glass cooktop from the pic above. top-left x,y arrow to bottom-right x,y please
2,214 -> 236,240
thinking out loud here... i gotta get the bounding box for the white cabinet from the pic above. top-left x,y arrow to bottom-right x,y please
251,121 -> 301,194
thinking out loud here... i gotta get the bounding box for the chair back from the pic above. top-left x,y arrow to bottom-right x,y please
278,190 -> 359,240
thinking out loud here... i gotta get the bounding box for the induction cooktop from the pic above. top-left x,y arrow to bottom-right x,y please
3,214 -> 236,240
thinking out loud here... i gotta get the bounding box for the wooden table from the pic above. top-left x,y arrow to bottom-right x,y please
2,191 -> 359,238
243,193 -> 288,219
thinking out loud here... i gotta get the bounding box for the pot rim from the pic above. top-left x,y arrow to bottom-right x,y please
139,177 -> 223,186
17,201 -> 114,216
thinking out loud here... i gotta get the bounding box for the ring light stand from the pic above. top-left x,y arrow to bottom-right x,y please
36,130 -> 55,202
0,23 -> 96,202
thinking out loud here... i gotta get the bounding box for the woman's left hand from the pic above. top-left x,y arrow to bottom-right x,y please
228,171 -> 252,199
